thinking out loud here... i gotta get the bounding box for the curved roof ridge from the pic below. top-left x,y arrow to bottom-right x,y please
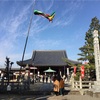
32,50 -> 66,52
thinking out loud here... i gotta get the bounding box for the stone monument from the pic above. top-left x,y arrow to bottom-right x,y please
92,30 -> 100,93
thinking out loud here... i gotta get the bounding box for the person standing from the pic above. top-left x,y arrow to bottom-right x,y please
42,75 -> 44,83
46,76 -> 48,83
59,78 -> 64,96
53,76 -> 59,96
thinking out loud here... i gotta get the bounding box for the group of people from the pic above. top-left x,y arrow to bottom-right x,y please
53,75 -> 64,96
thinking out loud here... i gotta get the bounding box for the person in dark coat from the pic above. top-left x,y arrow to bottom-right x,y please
59,78 -> 64,96
42,75 -> 44,83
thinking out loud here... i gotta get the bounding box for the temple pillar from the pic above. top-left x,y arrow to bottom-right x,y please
67,68 -> 69,81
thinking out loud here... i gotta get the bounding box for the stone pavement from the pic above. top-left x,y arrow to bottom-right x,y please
30,83 -> 54,92
29,82 -> 70,92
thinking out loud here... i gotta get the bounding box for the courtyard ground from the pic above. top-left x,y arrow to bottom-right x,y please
0,82 -> 100,100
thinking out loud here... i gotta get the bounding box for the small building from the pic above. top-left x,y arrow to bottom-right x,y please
17,50 -> 80,76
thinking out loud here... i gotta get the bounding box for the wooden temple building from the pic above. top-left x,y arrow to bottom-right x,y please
17,50 -> 80,76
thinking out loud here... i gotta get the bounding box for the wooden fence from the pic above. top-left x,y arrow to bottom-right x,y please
71,77 -> 94,90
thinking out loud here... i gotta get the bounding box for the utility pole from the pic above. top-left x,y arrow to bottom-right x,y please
20,0 -> 35,73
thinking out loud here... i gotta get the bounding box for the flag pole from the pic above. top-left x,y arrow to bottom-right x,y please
20,0 -> 36,74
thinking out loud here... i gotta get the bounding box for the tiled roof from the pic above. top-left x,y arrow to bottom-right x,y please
17,50 -> 68,67
17,50 -> 81,67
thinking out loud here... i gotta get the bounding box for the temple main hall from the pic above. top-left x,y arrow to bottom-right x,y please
17,50 -> 80,76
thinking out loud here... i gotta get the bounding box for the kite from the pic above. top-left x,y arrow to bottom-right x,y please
34,10 -> 55,22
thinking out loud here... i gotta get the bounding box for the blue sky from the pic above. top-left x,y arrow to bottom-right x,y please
0,0 -> 100,68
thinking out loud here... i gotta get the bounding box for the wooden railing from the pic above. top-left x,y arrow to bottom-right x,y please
71,77 -> 94,90
72,81 -> 94,90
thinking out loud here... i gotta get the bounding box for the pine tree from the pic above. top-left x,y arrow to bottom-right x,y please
78,17 -> 100,65
78,17 -> 100,80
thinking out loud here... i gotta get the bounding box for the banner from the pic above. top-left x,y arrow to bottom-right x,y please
81,65 -> 85,78
74,66 -> 76,76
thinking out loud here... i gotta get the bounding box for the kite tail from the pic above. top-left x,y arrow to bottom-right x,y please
48,12 -> 55,22
50,12 -> 55,16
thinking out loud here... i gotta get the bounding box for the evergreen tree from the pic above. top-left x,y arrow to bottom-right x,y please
78,17 -> 100,65
78,17 -> 100,80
